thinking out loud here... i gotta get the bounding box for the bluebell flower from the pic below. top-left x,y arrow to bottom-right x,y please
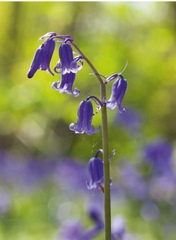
59,220 -> 84,240
111,216 -> 126,240
88,206 -> 104,228
106,76 -> 127,113
122,163 -> 148,200
55,42 -> 83,75
59,207 -> 103,240
52,72 -> 80,97
27,38 -> 55,78
56,159 -> 88,193
141,201 -> 159,221
69,100 -> 100,135
142,140 -> 175,203
143,139 -> 173,175
115,109 -> 142,132
82,207 -> 104,240
87,149 -> 112,192
86,149 -> 105,192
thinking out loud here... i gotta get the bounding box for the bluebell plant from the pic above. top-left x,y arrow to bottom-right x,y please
60,206 -> 104,240
27,32 -> 128,240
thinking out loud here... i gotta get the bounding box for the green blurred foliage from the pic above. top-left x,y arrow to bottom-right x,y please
0,2 -> 176,160
0,2 -> 176,240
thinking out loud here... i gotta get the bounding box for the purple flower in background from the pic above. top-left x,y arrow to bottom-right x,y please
88,206 -> 104,229
141,201 -> 159,221
27,38 -> 55,78
52,72 -> 80,96
0,188 -> 11,214
143,139 -> 173,175
111,216 -> 126,240
59,207 -> 103,240
81,206 -> 104,239
106,76 -> 127,113
69,100 -> 100,135
59,220 -> 84,240
55,159 -> 88,194
55,42 -> 83,75
121,163 -> 148,200
149,175 -> 176,202
115,109 -> 142,132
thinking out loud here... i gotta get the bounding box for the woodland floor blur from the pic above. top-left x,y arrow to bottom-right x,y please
0,2 -> 176,240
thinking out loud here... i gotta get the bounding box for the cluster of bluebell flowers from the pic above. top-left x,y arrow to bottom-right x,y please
27,33 -> 127,136
27,32 -> 128,239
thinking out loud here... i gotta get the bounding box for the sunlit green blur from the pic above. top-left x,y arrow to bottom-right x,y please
0,2 -> 176,240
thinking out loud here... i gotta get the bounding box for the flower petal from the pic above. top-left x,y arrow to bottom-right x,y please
69,100 -> 100,135
27,45 -> 44,78
106,77 -> 127,113
52,73 -> 80,96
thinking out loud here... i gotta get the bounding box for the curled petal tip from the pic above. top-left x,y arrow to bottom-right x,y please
39,32 -> 56,40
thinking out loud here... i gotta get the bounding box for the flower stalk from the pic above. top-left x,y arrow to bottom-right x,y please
28,33 -> 128,240
71,42 -> 112,239
101,84 -> 111,240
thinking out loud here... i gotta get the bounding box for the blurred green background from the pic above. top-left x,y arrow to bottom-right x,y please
0,2 -> 176,240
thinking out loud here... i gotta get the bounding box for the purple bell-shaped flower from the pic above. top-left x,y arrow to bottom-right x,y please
69,100 -> 100,135
27,38 -> 55,78
106,76 -> 127,113
55,42 -> 83,75
52,72 -> 80,97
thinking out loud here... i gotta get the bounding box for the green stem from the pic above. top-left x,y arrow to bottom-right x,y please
71,42 -> 103,86
101,84 -> 111,240
71,42 -> 111,239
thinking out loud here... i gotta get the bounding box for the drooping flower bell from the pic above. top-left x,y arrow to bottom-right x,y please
27,37 -> 55,78
52,72 -> 80,97
87,149 -> 112,192
106,76 -> 127,113
54,42 -> 83,75
87,150 -> 104,192
69,100 -> 100,135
